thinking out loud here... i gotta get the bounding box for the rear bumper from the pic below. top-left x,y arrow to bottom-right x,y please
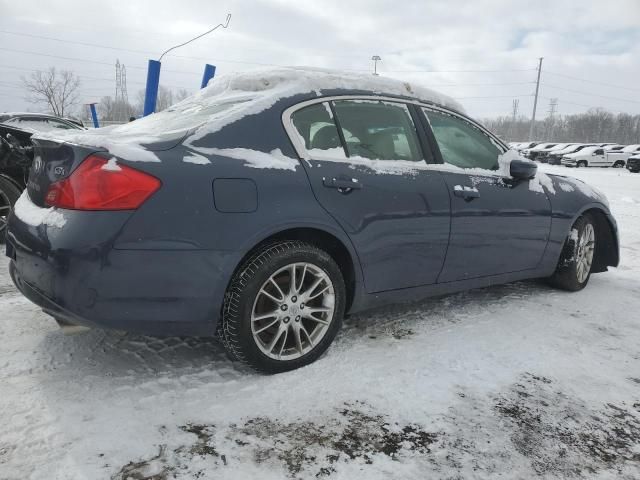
6,211 -> 236,336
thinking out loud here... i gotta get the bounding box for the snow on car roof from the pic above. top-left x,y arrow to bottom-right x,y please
33,67 -> 464,158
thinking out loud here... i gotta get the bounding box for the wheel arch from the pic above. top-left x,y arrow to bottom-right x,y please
570,205 -> 619,273
231,225 -> 363,312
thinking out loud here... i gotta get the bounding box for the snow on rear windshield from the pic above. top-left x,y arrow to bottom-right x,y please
111,97 -> 252,136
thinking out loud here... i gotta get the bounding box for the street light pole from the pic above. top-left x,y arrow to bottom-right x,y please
371,55 -> 381,75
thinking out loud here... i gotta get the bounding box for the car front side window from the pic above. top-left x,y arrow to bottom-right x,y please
423,109 -> 501,170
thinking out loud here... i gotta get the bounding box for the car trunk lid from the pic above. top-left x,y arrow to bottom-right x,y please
26,138 -> 103,207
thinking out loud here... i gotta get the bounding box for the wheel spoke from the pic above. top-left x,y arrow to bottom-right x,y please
0,205 -> 11,212
266,327 -> 286,353
302,276 -> 322,297
259,288 -> 282,304
307,284 -> 330,300
289,264 -> 298,295
300,324 -> 314,348
294,327 -> 303,354
278,328 -> 289,358
254,317 -> 281,334
297,265 -> 307,293
252,310 -> 279,322
268,278 -> 286,301
306,306 -> 331,314
303,313 -> 329,325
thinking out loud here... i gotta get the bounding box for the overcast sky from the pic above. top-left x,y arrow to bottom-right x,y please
1,0 -> 639,120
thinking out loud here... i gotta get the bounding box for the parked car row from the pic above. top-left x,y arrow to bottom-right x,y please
508,141 -> 640,171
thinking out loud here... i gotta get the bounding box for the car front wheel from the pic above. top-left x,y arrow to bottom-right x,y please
576,160 -> 588,168
547,214 -> 596,291
219,241 -> 345,373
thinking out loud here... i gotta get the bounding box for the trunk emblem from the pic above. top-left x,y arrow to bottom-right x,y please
54,166 -> 65,176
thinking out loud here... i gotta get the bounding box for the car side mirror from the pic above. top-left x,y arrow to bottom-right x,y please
510,159 -> 537,180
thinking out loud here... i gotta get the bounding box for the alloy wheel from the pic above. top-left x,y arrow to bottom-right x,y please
251,262 -> 335,360
576,223 -> 595,283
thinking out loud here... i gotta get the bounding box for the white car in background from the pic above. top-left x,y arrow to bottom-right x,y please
536,143 -> 580,162
605,144 -> 640,166
546,144 -> 595,165
523,142 -> 558,160
561,146 -> 626,168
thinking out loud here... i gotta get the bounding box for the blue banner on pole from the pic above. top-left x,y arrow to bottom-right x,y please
89,104 -> 99,128
143,59 -> 162,116
201,64 -> 216,89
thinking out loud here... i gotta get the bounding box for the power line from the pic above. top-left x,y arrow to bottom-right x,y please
542,82 -> 640,104
383,67 -> 536,73
544,70 -> 640,93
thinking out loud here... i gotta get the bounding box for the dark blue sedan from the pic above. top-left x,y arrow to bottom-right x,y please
5,68 -> 619,373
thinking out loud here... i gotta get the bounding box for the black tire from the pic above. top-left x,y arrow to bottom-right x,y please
613,161 -> 625,168
0,176 -> 22,243
547,214 -> 596,291
218,241 -> 346,374
576,160 -> 588,168
630,169 -> 640,174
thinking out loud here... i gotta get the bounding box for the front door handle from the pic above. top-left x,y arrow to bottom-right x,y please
453,185 -> 480,200
323,176 -> 362,193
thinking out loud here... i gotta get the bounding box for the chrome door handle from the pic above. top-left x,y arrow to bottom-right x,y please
453,185 -> 480,199
323,177 -> 362,193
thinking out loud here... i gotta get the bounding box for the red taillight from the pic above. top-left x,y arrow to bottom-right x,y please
45,155 -> 161,210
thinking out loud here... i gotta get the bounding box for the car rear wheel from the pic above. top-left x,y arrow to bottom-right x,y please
613,161 -> 625,168
547,214 -> 596,291
219,240 -> 345,374
0,176 -> 22,242
576,160 -> 588,168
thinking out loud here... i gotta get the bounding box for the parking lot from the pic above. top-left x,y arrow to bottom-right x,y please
1,164 -> 639,479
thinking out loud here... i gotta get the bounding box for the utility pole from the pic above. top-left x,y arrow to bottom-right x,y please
509,98 -> 519,141
371,55 -> 381,76
528,57 -> 543,141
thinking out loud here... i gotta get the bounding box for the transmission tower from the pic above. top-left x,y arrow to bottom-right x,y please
547,98 -> 558,140
115,60 -> 129,122
509,98 -> 519,141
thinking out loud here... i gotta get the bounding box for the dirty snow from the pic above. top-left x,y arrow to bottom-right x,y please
1,165 -> 640,479
12,191 -> 66,229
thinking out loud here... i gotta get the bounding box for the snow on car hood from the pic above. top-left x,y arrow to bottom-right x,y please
32,67 -> 463,161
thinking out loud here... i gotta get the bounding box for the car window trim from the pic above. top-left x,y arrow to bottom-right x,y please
419,105 -> 506,172
282,95 -> 508,162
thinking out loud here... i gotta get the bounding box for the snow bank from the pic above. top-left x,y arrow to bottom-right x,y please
13,191 -> 66,228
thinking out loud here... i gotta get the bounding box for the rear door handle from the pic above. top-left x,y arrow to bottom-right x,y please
323,176 -> 362,193
453,185 -> 480,200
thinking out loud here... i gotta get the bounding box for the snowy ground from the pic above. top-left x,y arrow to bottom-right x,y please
1,165 -> 639,480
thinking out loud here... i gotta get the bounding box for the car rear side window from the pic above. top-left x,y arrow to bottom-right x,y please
290,103 -> 346,158
332,100 -> 422,162
423,109 -> 501,170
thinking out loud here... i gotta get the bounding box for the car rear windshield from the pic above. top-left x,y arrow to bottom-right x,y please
108,98 -> 251,137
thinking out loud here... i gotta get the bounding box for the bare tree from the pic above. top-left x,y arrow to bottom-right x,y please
22,67 -> 81,117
